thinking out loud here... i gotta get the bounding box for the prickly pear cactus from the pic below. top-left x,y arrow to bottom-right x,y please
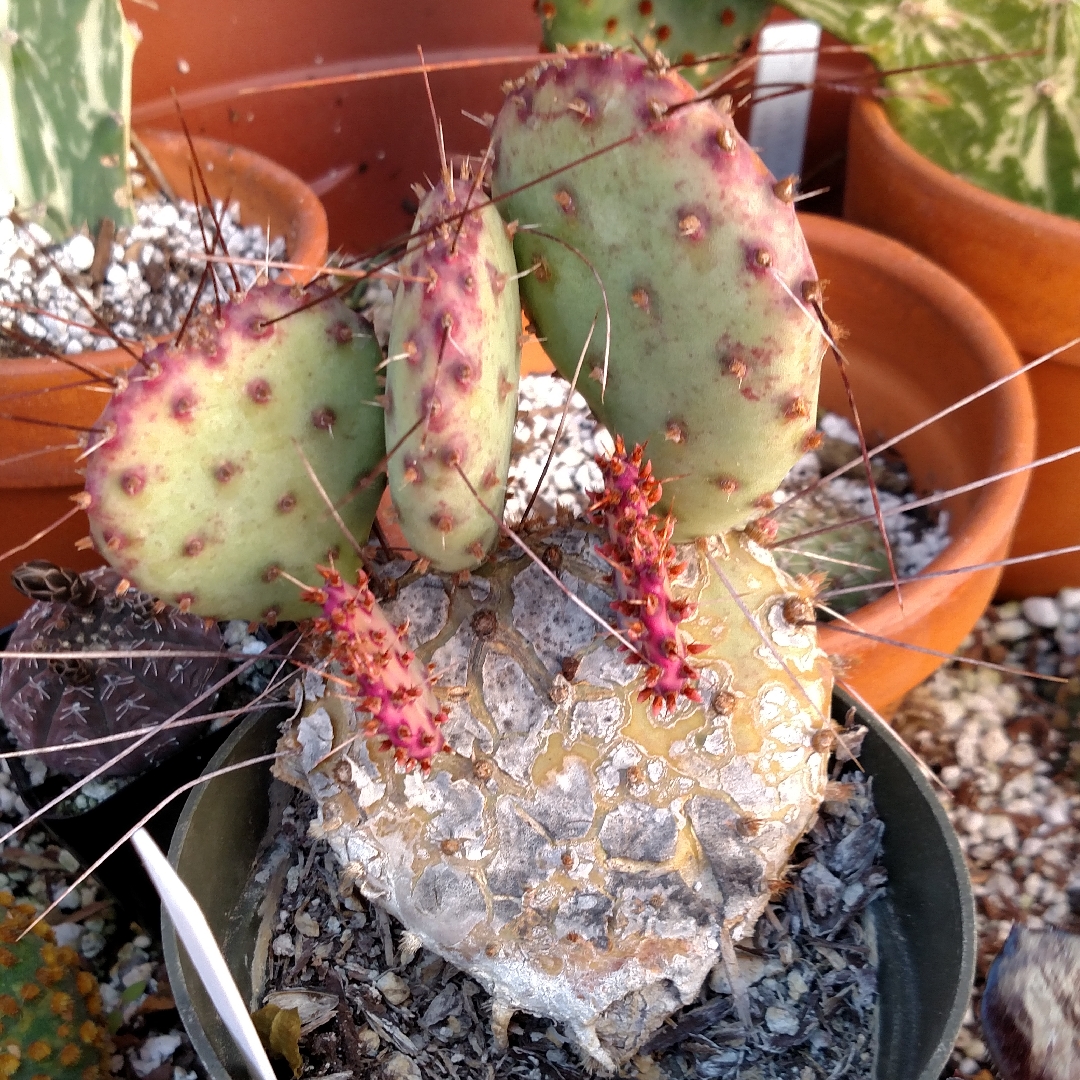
280,520 -> 833,1070
491,49 -> 825,539
538,0 -> 771,87
0,562 -> 228,777
784,0 -> 1080,218
385,167 -> 521,571
0,0 -> 137,239
0,892 -> 111,1080
84,283 -> 387,622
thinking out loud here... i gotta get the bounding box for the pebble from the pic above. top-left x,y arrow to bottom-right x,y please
1021,596 -> 1060,628
764,1005 -> 800,1035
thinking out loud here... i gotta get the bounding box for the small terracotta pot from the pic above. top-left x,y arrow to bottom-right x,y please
510,216 -> 1034,715
843,96 -> 1080,597
0,132 -> 328,625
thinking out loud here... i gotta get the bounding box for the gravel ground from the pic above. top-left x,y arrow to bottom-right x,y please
892,591 -> 1080,1079
0,193 -> 285,359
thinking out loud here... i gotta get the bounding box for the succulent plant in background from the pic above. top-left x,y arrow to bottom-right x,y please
536,0 -> 772,86
782,0 -> 1080,219
0,0 -> 138,240
0,891 -> 111,1080
0,561 -> 228,777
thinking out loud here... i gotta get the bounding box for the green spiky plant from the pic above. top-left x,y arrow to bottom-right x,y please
782,0 -> 1080,219
0,0 -> 137,240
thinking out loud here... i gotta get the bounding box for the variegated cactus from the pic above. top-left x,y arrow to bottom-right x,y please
784,0 -> 1080,218
0,0 -> 137,239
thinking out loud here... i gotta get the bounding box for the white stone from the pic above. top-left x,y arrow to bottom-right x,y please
67,233 -> 96,270
979,728 -> 1011,764
764,1005 -> 800,1035
1021,596 -> 1059,628
993,617 -> 1033,642
1057,587 -> 1080,611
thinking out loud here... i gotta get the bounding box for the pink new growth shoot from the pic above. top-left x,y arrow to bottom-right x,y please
591,437 -> 706,716
304,566 -> 447,771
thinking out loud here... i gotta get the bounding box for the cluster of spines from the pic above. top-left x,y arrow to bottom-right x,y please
0,894 -> 110,1080
303,567 -> 447,771
590,437 -> 706,714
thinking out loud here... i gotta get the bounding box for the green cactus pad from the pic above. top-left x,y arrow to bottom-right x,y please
0,894 -> 111,1080
784,0 -> 1080,219
491,49 -> 824,540
85,284 -> 387,622
539,0 -> 771,87
0,0 -> 137,240
385,173 -> 521,571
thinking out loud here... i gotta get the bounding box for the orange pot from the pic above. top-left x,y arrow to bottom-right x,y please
843,96 -> 1080,597
511,216 -> 1034,715
0,132 -> 328,626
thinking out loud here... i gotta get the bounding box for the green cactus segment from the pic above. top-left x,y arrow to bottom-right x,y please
0,893 -> 111,1080
85,283 -> 387,622
538,0 -> 771,87
491,49 -> 824,540
385,174 -> 521,571
784,0 -> 1080,219
0,0 -> 137,240
771,489 -> 890,616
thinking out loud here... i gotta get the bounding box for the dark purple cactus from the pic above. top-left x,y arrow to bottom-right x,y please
0,562 -> 229,777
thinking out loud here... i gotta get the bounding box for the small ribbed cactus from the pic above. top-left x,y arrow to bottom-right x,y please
0,892 -> 111,1080
0,562 -> 228,777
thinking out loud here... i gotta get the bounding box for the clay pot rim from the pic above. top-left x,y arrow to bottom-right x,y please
0,130 -> 329,383
852,97 -> 1080,241
802,213 -> 1035,651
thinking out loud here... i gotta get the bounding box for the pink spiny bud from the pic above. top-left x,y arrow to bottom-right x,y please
590,437 -> 701,715
310,565 -> 446,771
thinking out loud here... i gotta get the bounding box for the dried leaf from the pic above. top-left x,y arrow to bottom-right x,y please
252,1004 -> 304,1079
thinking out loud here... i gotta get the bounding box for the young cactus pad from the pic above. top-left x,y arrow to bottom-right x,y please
538,0 -> 772,87
0,0 -> 137,239
0,893 -> 111,1080
279,520 -> 834,1070
491,49 -> 825,539
84,284 -> 387,622
784,0 -> 1080,218
385,171 -> 521,571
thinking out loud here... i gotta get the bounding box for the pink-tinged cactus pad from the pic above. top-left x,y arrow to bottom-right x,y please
385,169 -> 521,571
84,283 -> 386,622
491,48 -> 825,539
304,564 -> 446,770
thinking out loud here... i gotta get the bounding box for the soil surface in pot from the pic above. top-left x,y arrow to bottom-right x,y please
259,721 -> 885,1080
0,194 -> 286,360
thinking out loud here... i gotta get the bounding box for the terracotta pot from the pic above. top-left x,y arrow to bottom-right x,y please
843,96 -> 1080,597
0,132 -> 328,625
511,215 -> 1034,715
125,0 -> 542,257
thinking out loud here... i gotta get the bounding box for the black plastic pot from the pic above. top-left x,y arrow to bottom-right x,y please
163,690 -> 975,1080
0,624 -> 241,933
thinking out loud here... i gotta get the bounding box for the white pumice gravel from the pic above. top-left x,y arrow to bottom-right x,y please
893,592 -> 1080,1079
0,194 -> 286,359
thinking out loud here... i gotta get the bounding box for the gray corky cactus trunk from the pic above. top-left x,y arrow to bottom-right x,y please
0,0 -> 137,239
